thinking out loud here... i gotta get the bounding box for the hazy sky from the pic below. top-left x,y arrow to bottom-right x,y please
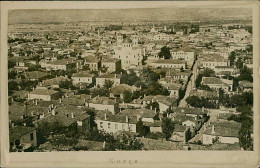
9,8 -> 252,24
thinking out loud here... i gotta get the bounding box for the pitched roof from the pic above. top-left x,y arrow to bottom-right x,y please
29,89 -> 58,95
25,71 -> 49,79
83,56 -> 99,63
203,121 -> 241,137
89,96 -> 117,105
239,80 -> 253,88
173,107 -> 206,115
9,126 -> 35,142
152,59 -> 186,64
72,72 -> 92,78
111,84 -> 140,95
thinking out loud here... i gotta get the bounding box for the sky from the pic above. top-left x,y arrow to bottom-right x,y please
8,8 -> 252,25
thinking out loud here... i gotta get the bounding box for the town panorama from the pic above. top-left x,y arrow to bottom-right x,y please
8,8 -> 253,151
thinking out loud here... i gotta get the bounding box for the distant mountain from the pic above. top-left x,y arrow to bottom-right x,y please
9,8 -> 252,25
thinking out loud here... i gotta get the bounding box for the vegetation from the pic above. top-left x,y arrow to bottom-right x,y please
158,46 -> 171,59
195,68 -> 215,88
161,118 -> 174,140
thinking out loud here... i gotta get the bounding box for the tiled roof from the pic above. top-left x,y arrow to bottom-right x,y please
72,72 -> 92,78
203,121 -> 241,137
239,80 -> 253,88
9,126 -> 35,142
102,58 -> 121,63
84,56 -> 99,63
201,77 -> 225,85
40,76 -> 68,87
97,73 -> 121,79
25,71 -> 49,79
111,84 -> 140,95
152,59 -> 186,64
90,96 -> 117,105
29,89 -> 58,95
143,95 -> 178,106
173,107 -> 206,115
96,113 -> 138,124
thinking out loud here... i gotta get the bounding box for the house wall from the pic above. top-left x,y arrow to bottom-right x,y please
150,126 -> 162,133
96,78 -> 120,87
28,94 -> 51,101
20,130 -> 37,146
151,62 -> 186,69
203,134 -> 239,144
95,120 -> 137,133
71,76 -> 93,84
88,103 -> 117,115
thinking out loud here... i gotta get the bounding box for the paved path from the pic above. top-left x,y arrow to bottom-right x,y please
178,61 -> 198,107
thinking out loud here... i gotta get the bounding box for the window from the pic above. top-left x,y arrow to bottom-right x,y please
100,122 -> 103,128
108,123 -> 111,129
30,133 -> 34,141
122,124 -> 125,130
115,124 -> 118,129
129,125 -> 133,131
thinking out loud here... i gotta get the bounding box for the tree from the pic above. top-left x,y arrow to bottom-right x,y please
123,90 -> 133,103
59,80 -> 75,90
238,66 -> 253,82
239,117 -> 253,150
161,118 -> 174,140
186,96 -> 202,107
228,51 -> 236,66
235,57 -> 244,70
103,80 -> 114,89
92,88 -> 109,97
8,60 -> 16,69
158,46 -> 171,59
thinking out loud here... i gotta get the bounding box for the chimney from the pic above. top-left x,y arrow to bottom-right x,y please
51,104 -> 54,108
104,113 -> 107,120
139,85 -> 142,90
150,106 -> 152,110
211,125 -> 215,134
152,98 -> 154,103
154,108 -> 157,113
35,100 -> 38,106
59,98 -> 62,103
51,110 -> 55,116
126,116 -> 129,123
71,112 -> 74,118
23,123 -> 26,126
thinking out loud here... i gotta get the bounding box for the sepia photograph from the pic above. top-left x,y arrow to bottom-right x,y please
1,1 -> 259,168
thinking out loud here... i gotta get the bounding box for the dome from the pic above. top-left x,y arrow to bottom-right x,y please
123,37 -> 132,43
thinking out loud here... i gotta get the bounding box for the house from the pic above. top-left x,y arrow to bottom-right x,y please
200,54 -> 230,70
95,113 -> 143,134
9,126 -> 37,151
201,77 -> 233,92
143,121 -> 162,133
170,124 -> 191,142
120,108 -> 159,123
110,84 -> 140,99
83,55 -> 100,71
36,76 -> 68,89
161,82 -> 182,99
165,69 -> 192,81
86,96 -> 119,115
113,36 -> 144,68
24,71 -> 49,81
142,95 -> 178,113
96,73 -> 121,87
238,80 -> 253,92
71,72 -> 94,85
50,59 -> 76,71
101,58 -> 121,73
171,47 -> 195,63
202,121 -> 241,145
148,59 -> 187,70
35,105 -> 91,134
28,88 -> 60,101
